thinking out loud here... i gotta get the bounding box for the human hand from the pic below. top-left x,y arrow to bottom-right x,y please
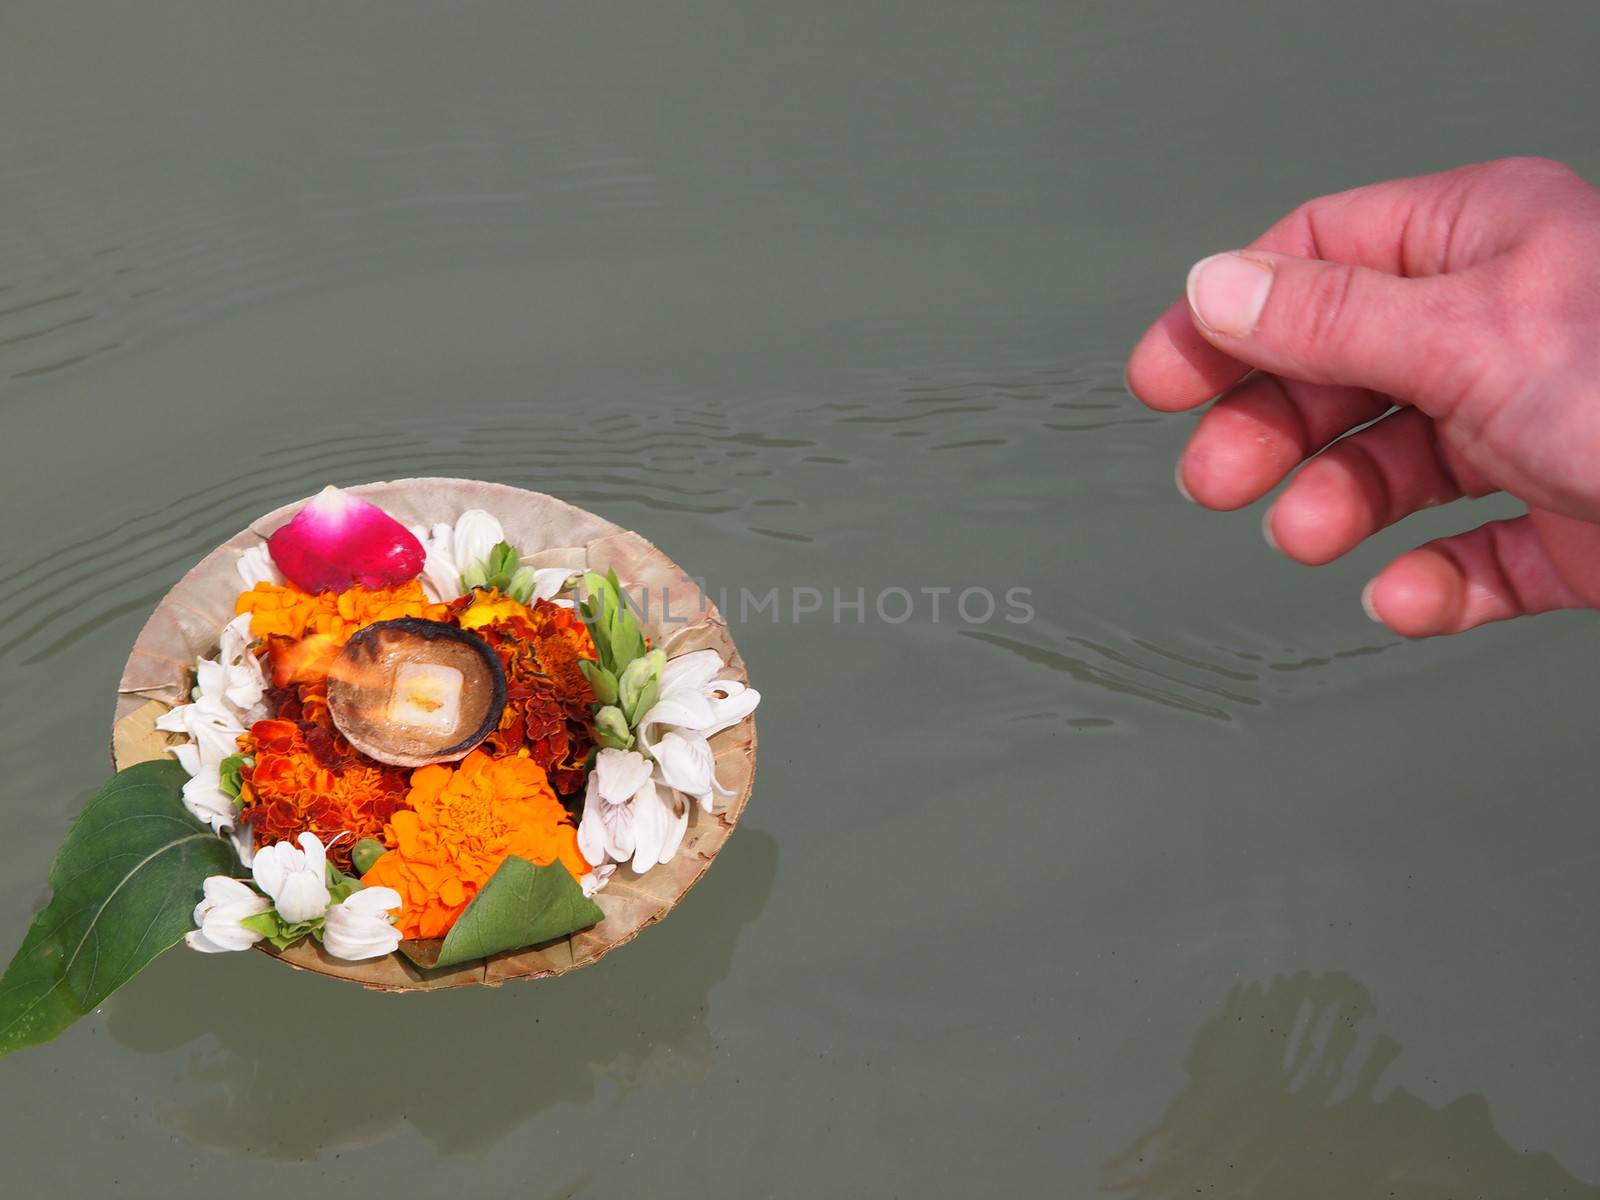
1126,157 -> 1600,637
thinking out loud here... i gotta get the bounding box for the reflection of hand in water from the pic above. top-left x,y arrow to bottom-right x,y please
105,827 -> 778,1160
1104,971 -> 1597,1200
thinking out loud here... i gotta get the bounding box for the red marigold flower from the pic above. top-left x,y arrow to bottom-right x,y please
237,692 -> 413,872
450,594 -> 597,796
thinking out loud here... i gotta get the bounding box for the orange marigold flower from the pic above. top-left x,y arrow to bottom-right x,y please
238,580 -> 449,688
237,580 -> 448,645
360,750 -> 589,940
456,591 -> 531,632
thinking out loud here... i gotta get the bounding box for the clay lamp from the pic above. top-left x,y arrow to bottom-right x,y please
327,618 -> 507,767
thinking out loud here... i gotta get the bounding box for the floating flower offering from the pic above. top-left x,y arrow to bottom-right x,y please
0,480 -> 759,1055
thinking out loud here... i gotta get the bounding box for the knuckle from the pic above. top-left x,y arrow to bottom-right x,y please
1489,236 -> 1594,367
1418,280 -> 1511,410
1298,264 -> 1360,355
1278,199 -> 1324,256
1486,155 -> 1584,194
1472,157 -> 1587,211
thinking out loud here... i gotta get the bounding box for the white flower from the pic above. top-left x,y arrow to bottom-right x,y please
410,521 -> 462,602
185,876 -> 270,953
651,730 -> 725,813
156,615 -> 265,741
634,649 -> 759,814
180,766 -> 238,836
641,650 -> 761,742
452,509 -> 506,577
321,887 -> 403,961
525,567 -> 576,605
576,776 -> 620,866
158,698 -> 247,775
169,751 -> 255,865
629,778 -> 688,872
580,862 -> 615,897
596,747 -> 653,802
577,748 -> 689,875
577,645 -> 756,875
577,748 -> 650,864
252,832 -> 332,924
227,822 -> 255,869
155,614 -> 269,852
236,544 -> 284,589
578,649 -> 760,878
207,613 -> 268,713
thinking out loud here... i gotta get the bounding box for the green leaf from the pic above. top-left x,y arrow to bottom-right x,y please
578,658 -> 619,705
433,856 -> 603,969
0,761 -> 237,1057
627,678 -> 659,727
217,753 -> 250,804
579,569 -> 652,677
238,911 -> 278,938
506,565 -> 537,604
594,705 -> 633,749
239,909 -> 323,951
581,570 -> 627,672
617,655 -> 651,714
484,541 -> 521,591
602,597 -> 625,666
325,863 -> 363,905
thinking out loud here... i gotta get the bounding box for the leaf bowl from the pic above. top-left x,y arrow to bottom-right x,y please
111,479 -> 758,992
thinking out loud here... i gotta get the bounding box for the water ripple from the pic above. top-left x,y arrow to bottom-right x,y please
961,620 -> 1405,727
0,355 -> 1168,671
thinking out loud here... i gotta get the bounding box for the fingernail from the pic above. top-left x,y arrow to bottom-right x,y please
1174,461 -> 1196,503
1187,252 -> 1274,337
1360,579 -> 1381,623
1261,508 -> 1280,553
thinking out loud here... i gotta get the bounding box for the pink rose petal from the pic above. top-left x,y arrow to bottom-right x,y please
268,486 -> 426,593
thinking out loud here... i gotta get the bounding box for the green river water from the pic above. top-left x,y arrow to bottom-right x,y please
1,2 -> 1596,1196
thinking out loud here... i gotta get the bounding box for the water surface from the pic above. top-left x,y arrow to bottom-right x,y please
2,2 -> 1597,1195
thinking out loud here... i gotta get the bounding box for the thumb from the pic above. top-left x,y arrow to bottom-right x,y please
1185,250 -> 1475,407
